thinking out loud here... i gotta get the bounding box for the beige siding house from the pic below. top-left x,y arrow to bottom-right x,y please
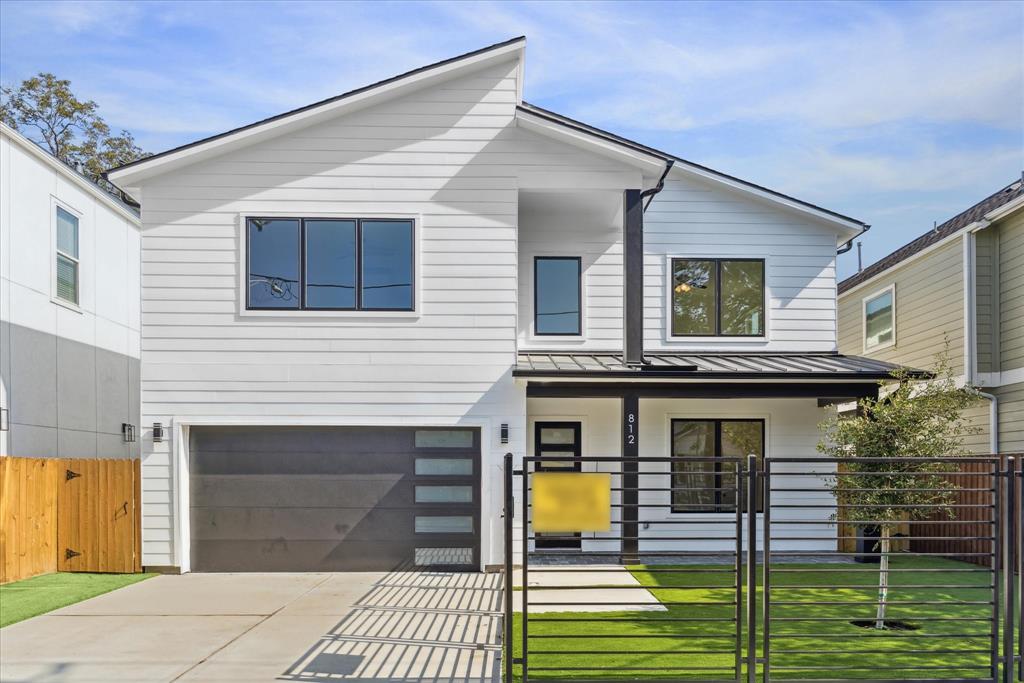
838,179 -> 1024,453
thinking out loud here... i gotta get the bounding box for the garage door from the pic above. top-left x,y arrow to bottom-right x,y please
189,426 -> 480,572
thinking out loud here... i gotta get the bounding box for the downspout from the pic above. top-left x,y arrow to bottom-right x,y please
963,227 -> 999,453
642,159 -> 674,211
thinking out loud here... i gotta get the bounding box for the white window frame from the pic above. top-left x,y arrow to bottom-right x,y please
51,198 -> 82,311
862,284 -> 896,353
662,254 -> 770,343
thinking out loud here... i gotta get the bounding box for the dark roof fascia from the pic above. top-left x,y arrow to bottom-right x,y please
839,179 -> 1024,294
512,369 -> 897,381
106,36 -> 527,177
518,102 -> 869,230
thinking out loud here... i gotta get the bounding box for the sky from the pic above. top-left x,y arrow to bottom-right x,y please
2,0 -> 1022,280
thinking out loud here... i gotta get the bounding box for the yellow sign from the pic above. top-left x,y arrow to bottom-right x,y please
532,472 -> 611,533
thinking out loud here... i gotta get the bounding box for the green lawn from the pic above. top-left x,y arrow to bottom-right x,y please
0,572 -> 156,628
511,557 -> 1002,681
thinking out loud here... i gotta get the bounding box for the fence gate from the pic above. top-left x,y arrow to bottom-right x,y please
505,454 -> 1023,683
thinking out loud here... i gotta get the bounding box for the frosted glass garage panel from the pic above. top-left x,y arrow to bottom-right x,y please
415,459 -> 473,476
414,430 -> 474,448
415,516 -> 473,534
415,486 -> 473,503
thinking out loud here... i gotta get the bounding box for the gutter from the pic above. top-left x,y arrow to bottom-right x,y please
838,224 -> 869,255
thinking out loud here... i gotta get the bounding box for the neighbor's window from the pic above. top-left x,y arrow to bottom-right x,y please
671,418 -> 764,513
863,286 -> 895,350
55,206 -> 80,305
671,258 -> 764,336
247,217 -> 413,311
534,257 -> 581,335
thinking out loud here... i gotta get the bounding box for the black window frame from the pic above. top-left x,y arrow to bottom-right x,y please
670,418 -> 765,514
533,256 -> 582,336
245,216 -> 415,312
670,257 -> 765,337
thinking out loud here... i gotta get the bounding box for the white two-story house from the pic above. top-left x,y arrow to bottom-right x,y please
107,37 -> 906,573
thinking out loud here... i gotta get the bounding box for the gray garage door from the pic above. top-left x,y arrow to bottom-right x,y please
189,426 -> 480,572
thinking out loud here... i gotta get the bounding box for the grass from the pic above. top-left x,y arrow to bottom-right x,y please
511,557 -> 1004,681
0,572 -> 156,628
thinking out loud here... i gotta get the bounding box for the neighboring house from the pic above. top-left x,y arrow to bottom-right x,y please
838,179 -> 1024,454
0,122 -> 142,459
106,37 -> 908,573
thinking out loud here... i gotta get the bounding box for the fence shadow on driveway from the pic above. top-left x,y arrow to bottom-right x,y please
278,569 -> 504,683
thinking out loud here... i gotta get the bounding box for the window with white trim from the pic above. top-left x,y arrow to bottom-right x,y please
863,286 -> 895,351
670,258 -> 764,337
55,206 -> 80,304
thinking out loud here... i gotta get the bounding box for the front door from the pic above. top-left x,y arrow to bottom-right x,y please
533,421 -> 582,550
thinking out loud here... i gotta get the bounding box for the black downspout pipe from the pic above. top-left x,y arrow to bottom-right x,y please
623,160 -> 674,368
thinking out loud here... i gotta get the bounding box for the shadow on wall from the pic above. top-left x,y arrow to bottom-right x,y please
278,568 -> 503,683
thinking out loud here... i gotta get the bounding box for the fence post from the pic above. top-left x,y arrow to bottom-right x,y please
504,452 -> 514,683
1005,457 -> 1016,683
747,454 -> 758,683
762,456 -> 771,683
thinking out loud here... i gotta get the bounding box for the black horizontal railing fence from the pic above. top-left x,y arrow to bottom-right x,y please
503,453 -> 1024,683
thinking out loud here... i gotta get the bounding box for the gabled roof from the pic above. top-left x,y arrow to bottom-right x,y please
517,102 -> 869,236
514,351 -> 917,380
1,122 -> 141,224
838,179 -> 1024,295
106,36 -> 527,188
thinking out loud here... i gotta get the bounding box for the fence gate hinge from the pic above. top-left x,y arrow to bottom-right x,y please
65,469 -> 81,481
65,548 -> 81,561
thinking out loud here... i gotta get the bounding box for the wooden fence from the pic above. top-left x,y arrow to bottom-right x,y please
0,456 -> 141,584
907,455 -> 1022,567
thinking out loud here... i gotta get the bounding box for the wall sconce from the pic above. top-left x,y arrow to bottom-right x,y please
153,422 -> 164,443
500,423 -> 509,444
121,423 -> 136,443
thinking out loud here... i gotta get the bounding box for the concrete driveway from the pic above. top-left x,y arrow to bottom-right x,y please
0,570 -> 503,683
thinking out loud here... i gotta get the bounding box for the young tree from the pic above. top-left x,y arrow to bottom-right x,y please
818,350 -> 981,629
1,73 -> 146,193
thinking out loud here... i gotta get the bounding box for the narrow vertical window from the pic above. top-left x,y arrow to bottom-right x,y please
305,219 -> 356,309
55,206 -> 79,304
863,286 -> 895,350
534,257 -> 581,335
247,219 -> 300,309
360,220 -> 414,310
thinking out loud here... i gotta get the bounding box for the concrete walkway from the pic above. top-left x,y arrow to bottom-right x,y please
0,571 -> 502,683
510,564 -> 665,613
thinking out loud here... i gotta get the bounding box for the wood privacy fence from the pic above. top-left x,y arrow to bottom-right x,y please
0,456 -> 141,584
906,454 -> 1022,567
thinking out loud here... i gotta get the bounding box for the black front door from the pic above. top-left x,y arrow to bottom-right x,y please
534,421 -> 582,550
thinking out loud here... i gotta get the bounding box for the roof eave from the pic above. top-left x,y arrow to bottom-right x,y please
107,36 -> 527,187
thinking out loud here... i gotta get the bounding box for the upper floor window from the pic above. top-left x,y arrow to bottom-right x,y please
55,205 -> 80,305
671,418 -> 764,513
246,217 -> 414,311
534,256 -> 581,336
671,258 -> 764,337
863,285 -> 895,351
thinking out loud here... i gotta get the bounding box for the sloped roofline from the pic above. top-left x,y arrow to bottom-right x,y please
1,122 -> 141,224
838,178 -> 1024,296
517,102 -> 869,235
106,36 -> 527,186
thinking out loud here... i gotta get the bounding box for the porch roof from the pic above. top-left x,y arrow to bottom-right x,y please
514,351 -> 918,381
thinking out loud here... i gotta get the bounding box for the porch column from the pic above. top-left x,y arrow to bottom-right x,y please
623,189 -> 644,366
622,392 -> 639,562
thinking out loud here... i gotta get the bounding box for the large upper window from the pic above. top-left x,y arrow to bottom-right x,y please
534,256 -> 581,335
671,418 -> 764,513
671,258 -> 764,337
863,285 -> 895,351
246,217 -> 413,311
55,206 -> 80,305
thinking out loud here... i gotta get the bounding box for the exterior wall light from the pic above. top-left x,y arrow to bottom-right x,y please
500,423 -> 509,444
122,423 -> 136,443
153,422 -> 164,443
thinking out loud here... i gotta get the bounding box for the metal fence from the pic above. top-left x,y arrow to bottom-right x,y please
503,453 -> 1023,683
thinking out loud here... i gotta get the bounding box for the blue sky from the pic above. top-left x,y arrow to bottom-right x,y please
2,0 -> 1021,279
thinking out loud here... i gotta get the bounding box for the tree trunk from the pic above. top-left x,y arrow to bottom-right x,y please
875,525 -> 891,629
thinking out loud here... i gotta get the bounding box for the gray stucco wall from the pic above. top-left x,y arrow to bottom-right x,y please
1,321 -> 140,458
